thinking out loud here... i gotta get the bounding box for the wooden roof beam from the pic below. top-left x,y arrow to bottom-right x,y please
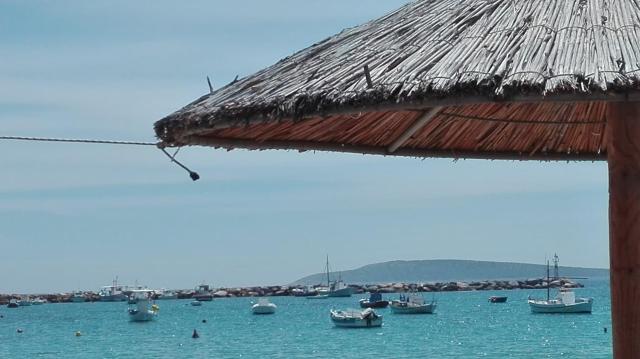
387,107 -> 442,154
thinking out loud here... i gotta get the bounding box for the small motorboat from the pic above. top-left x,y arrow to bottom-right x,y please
390,293 -> 436,314
7,299 -> 19,308
127,290 -> 159,322
190,300 -> 202,306
330,308 -> 382,328
252,298 -> 277,314
17,298 -> 32,307
156,290 -> 178,300
359,292 -> 389,308
70,292 -> 87,303
32,298 -> 46,305
489,296 -> 508,303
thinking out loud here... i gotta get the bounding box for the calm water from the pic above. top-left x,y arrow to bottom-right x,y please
0,279 -> 612,358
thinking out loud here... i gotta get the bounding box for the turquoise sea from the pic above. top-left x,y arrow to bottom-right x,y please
0,279 -> 612,358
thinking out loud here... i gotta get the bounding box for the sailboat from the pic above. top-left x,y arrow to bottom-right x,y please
527,258 -> 593,314
306,256 -> 353,299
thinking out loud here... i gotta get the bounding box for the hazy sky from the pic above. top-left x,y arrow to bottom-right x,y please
1,1 -> 609,293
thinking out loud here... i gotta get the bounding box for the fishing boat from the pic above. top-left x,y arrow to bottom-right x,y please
359,292 -> 389,308
390,293 -> 437,314
156,289 -> 178,300
17,298 -> 32,306
528,259 -> 593,314
330,308 -> 382,328
328,278 -> 354,297
32,298 -> 46,305
307,256 -> 353,299
127,290 -> 159,322
7,299 -> 18,308
489,296 -> 508,303
193,284 -> 213,302
70,292 -> 87,303
99,277 -> 127,302
252,298 -> 277,314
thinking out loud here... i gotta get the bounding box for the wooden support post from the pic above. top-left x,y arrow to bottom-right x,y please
607,101 -> 640,359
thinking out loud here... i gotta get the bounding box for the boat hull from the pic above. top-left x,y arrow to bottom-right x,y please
100,294 -> 127,302
360,300 -> 389,309
489,296 -> 508,303
306,295 -> 329,300
327,287 -> 354,297
7,303 -> 18,308
252,304 -> 277,315
194,295 -> 213,302
390,302 -> 436,314
330,310 -> 382,328
129,310 -> 157,322
528,300 -> 593,314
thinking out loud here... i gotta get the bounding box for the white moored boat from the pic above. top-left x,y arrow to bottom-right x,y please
156,289 -> 178,300
252,298 -> 277,314
528,258 -> 593,314
99,278 -> 127,302
17,298 -> 32,306
528,289 -> 593,313
306,256 -> 353,299
330,308 -> 382,328
32,298 -> 46,305
390,293 -> 437,314
127,290 -> 159,322
71,292 -> 87,303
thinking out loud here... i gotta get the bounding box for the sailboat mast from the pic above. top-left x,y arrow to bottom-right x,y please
546,260 -> 550,301
326,255 -> 330,287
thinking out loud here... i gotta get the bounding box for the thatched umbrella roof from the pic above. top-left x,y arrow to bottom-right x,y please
155,1 -> 640,357
156,0 -> 640,161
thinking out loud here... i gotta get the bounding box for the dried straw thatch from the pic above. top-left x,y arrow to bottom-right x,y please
155,0 -> 640,160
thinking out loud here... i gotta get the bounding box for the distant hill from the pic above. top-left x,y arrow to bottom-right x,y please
292,259 -> 609,285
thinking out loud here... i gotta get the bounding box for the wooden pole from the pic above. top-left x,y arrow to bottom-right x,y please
607,101 -> 640,358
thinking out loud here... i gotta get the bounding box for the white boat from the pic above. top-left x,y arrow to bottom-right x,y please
193,284 -> 213,301
7,299 -> 19,308
528,259 -> 593,314
32,298 -> 46,305
190,300 -> 202,306
328,279 -> 354,297
330,308 -> 383,328
390,293 -> 437,314
307,256 -> 354,298
529,289 -> 593,313
71,292 -> 87,303
17,298 -> 32,306
252,298 -> 277,314
127,290 -> 159,322
156,289 -> 178,300
99,278 -> 127,302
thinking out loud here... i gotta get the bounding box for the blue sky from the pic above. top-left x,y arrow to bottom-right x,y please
0,1 -> 609,293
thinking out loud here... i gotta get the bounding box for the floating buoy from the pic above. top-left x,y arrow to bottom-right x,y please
16,328 -> 23,333
75,331 -> 82,337
192,329 -> 199,339
202,319 -> 207,323
604,327 -> 608,333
